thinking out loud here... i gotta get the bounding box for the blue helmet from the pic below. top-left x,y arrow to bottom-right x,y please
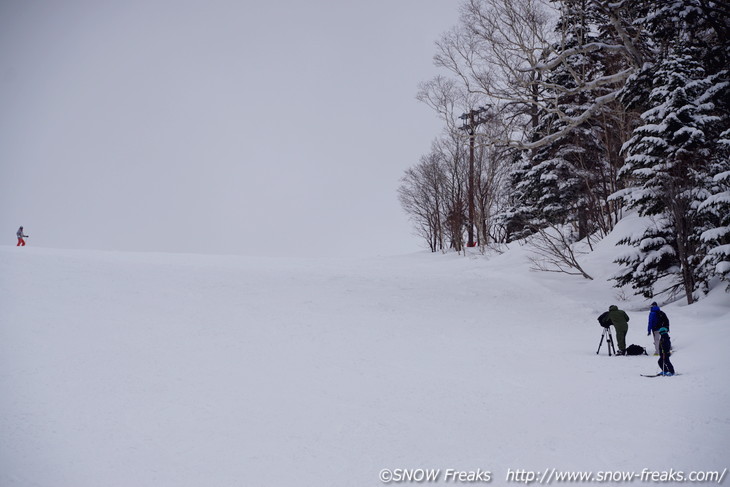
658,327 -> 668,334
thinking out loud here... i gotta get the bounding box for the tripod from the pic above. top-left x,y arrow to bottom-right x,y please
596,326 -> 616,356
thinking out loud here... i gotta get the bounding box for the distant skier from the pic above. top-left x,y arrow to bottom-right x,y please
600,305 -> 630,355
657,327 -> 675,376
16,226 -> 28,246
647,302 -> 670,356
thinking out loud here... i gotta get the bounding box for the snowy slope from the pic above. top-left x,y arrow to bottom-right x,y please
1,230 -> 728,486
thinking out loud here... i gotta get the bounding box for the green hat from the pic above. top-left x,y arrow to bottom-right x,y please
658,327 -> 668,334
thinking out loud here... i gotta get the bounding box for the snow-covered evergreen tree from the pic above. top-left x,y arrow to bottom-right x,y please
613,0 -> 730,303
614,216 -> 678,298
615,49 -> 724,302
699,128 -> 730,288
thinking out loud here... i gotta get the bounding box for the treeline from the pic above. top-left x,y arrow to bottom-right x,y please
399,0 -> 730,305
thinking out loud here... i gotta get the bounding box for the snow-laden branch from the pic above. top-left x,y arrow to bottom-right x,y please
592,0 -> 645,67
506,89 -> 623,150
530,42 -> 630,72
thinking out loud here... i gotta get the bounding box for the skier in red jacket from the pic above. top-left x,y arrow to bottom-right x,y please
16,226 -> 28,246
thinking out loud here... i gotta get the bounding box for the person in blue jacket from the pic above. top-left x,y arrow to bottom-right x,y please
657,327 -> 675,376
647,302 -> 670,356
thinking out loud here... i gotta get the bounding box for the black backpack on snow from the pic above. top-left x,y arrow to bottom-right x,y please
625,344 -> 648,356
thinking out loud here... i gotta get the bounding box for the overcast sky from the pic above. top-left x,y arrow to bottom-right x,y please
0,1 -> 459,257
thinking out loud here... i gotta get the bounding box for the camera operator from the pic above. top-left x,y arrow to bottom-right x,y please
598,305 -> 630,355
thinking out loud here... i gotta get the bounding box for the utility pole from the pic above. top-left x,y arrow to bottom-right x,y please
459,106 -> 491,247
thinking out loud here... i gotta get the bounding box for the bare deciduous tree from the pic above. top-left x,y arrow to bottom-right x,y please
431,0 -> 643,151
398,151 -> 448,252
526,224 -> 594,280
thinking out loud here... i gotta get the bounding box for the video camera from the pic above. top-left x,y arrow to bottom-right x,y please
597,313 -> 612,328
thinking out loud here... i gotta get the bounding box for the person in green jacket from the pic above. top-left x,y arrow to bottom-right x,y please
605,305 -> 630,355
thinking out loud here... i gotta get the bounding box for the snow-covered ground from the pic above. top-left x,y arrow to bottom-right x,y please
2,222 -> 728,486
